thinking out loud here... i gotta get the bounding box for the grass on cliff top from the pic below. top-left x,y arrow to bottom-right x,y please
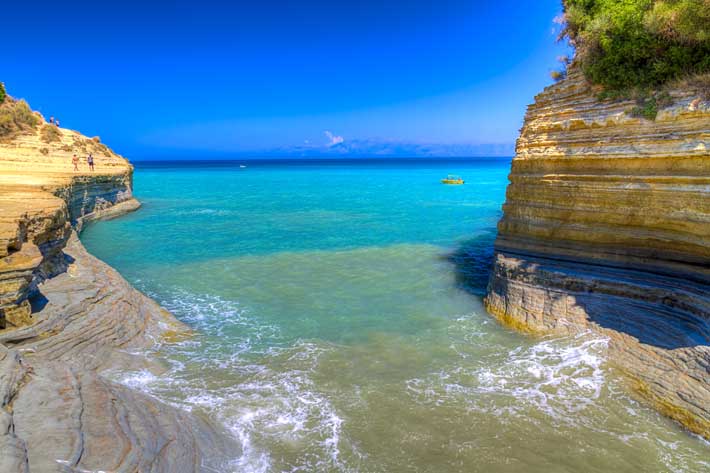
40,124 -> 62,143
0,84 -> 40,139
558,0 -> 710,94
0,98 -> 39,138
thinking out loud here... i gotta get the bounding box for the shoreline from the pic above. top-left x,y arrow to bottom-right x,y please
1,108 -> 707,470
485,70 -> 710,439
1,186 -> 239,472
0,125 -> 238,471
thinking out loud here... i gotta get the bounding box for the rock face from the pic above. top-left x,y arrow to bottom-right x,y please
485,70 -> 710,438
0,121 -> 136,328
0,117 -> 238,471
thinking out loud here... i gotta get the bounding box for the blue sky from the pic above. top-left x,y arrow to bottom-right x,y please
4,0 -> 568,158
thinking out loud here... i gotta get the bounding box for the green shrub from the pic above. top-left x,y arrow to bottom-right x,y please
561,0 -> 710,90
627,90 -> 673,120
0,83 -> 6,104
645,0 -> 709,44
0,112 -> 12,135
12,100 -> 39,128
550,70 -> 566,82
41,124 -> 62,143
629,96 -> 659,120
0,98 -> 39,137
550,55 -> 571,82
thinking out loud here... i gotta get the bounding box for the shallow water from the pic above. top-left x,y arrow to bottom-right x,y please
82,159 -> 709,472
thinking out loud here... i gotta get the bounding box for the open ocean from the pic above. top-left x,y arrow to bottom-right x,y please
81,158 -> 709,472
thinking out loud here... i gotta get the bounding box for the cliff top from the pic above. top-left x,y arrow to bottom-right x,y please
0,92 -> 132,188
559,0 -> 709,90
515,69 -> 710,159
0,90 -> 136,282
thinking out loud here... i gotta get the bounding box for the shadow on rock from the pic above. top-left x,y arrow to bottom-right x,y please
29,292 -> 49,313
443,229 -> 498,297
490,251 -> 710,350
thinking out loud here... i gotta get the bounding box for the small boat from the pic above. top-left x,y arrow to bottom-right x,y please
441,174 -> 464,185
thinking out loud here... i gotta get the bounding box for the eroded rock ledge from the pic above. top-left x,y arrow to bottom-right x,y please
485,70 -> 710,438
0,121 -> 237,471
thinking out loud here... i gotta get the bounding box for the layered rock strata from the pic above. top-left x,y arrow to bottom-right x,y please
0,121 -> 137,328
485,70 -> 710,438
0,118 -> 237,470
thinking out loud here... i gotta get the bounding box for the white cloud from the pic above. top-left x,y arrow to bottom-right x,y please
324,130 -> 344,147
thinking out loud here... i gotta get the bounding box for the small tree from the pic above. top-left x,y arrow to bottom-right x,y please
560,0 -> 710,91
0,82 -> 6,104
550,70 -> 566,82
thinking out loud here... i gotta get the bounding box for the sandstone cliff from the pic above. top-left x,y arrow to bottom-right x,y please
0,111 -> 237,471
0,112 -> 137,329
485,70 -> 710,438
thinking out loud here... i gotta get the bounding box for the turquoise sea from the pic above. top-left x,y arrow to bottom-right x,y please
82,159 -> 709,472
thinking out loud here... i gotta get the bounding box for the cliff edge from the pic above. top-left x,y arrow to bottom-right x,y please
0,101 -> 237,471
485,70 -> 710,438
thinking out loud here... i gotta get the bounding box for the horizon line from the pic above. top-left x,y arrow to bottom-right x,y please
129,155 -> 515,162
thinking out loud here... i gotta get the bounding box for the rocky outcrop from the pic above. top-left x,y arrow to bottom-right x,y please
0,117 -> 238,470
485,70 -> 710,438
1,234 -> 237,472
0,121 -> 137,328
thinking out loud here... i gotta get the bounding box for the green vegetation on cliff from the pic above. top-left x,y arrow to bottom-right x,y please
0,84 -> 39,138
560,0 -> 710,90
40,123 -> 62,143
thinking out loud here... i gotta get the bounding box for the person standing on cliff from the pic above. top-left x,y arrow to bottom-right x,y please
87,153 -> 95,171
72,154 -> 79,171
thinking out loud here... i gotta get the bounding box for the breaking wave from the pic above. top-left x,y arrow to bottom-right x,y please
407,332 -> 609,422
112,290 -> 352,472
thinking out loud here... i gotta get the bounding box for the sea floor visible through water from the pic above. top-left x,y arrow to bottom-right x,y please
81,158 -> 710,472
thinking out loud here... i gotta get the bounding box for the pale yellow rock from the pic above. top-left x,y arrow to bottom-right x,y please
486,70 -> 710,439
0,114 -> 136,328
0,102 -> 238,470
